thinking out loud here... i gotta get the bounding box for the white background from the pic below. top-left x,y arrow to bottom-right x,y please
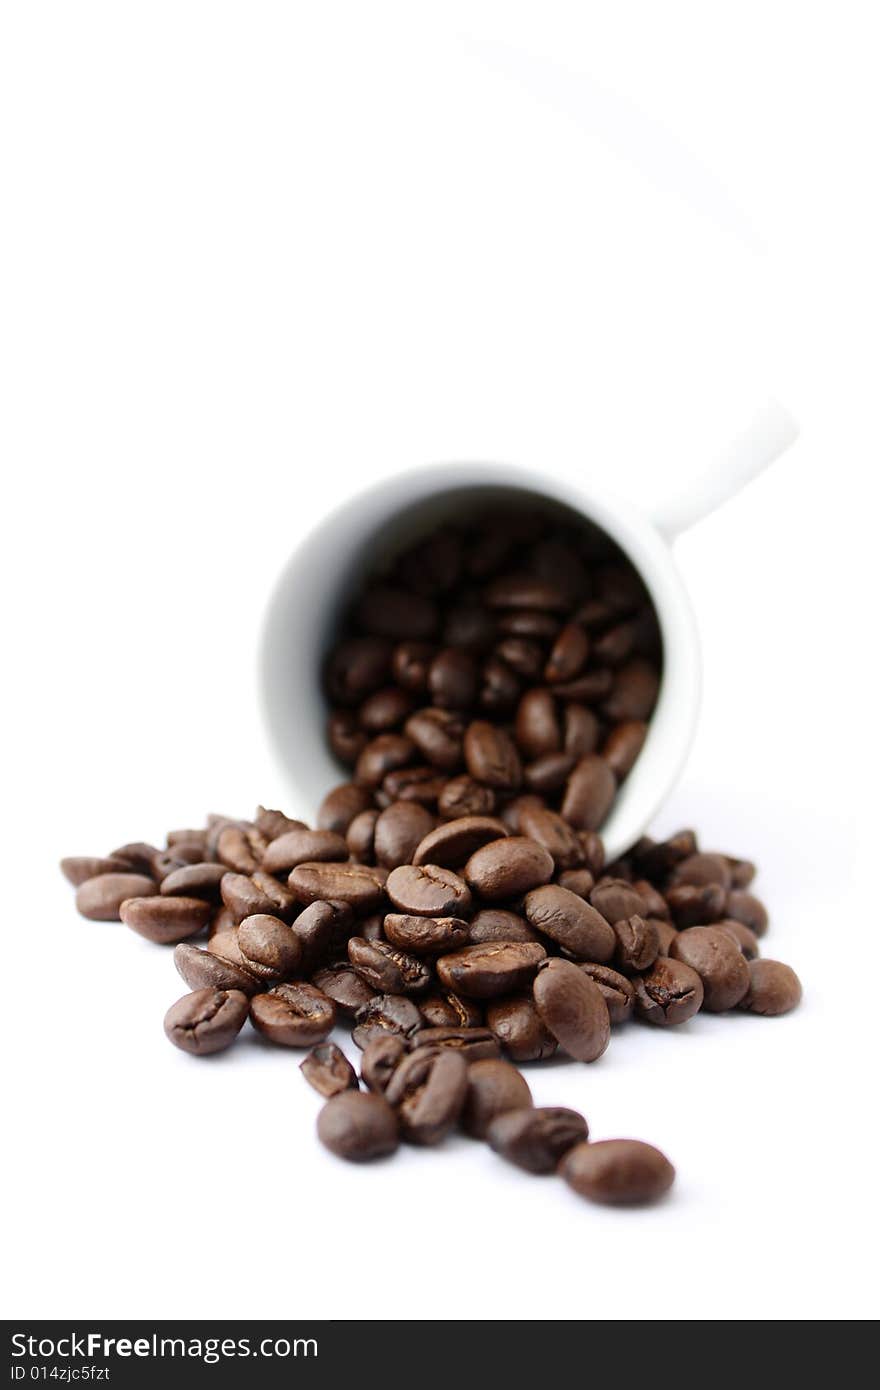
1,1 -> 877,1322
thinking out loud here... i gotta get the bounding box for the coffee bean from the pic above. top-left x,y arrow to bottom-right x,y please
412,815 -> 508,868
351,994 -> 423,1049
120,895 -> 212,944
518,805 -> 584,870
523,752 -> 578,794
494,637 -> 544,681
464,721 -> 522,789
418,991 -> 483,1029
389,770 -> 447,808
238,913 -> 302,983
728,857 -> 757,890
738,959 -> 802,1016
384,1047 -> 468,1144
164,988 -> 250,1056
290,900 -> 351,971
532,958 -> 611,1062
726,890 -> 769,937
485,996 -> 557,1061
288,862 -> 387,911
348,937 -> 432,995
428,647 -> 478,709
563,703 -> 600,757
461,1058 -> 533,1138
373,801 -> 435,869
589,877 -> 647,924
602,720 -> 647,779
356,586 -> 438,641
612,914 -> 660,973
250,981 -> 336,1047
159,862 -> 227,902
317,1091 -> 399,1161
358,686 -> 415,733
555,868 -> 595,898
560,1139 -> 674,1205
360,1034 -> 408,1092
75,873 -> 158,921
464,836 -> 554,900
468,909 -> 540,945
631,878 -> 670,919
255,807 -> 307,841
173,942 -> 260,995
487,1106 -> 588,1173
412,1026 -> 500,1060
665,882 -> 727,928
220,872 -> 280,925
545,623 -> 590,683
602,659 -> 660,721
404,708 -> 465,770
653,919 -> 679,955
107,842 -> 162,875
60,855 -> 136,886
593,619 -> 637,666
496,609 -> 560,641
578,831 -> 606,877
386,863 -> 472,917
437,775 -> 496,819
670,926 -> 750,1011
670,852 -> 732,890
300,1042 -> 359,1098
355,733 -> 418,787
216,826 -> 260,875
632,956 -> 704,1025
327,710 -> 368,765
561,756 -> 616,831
325,637 -> 393,704
206,925 -> 252,973
392,641 -> 436,692
346,808 -> 380,863
383,914 -> 471,955
311,961 -> 375,1016
523,884 -> 615,962
437,941 -> 546,999
515,689 -> 561,760
632,828 -> 697,879
317,783 -> 374,835
262,828 -> 348,875
577,963 -> 635,1024
485,574 -> 569,612
716,919 -> 760,959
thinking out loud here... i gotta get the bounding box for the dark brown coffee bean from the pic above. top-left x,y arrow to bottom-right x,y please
158,862 -> 225,902
346,808 -> 380,863
354,733 -> 418,787
384,914 -> 470,955
443,605 -> 497,649
418,991 -> 483,1029
560,1139 -> 674,1205
498,794 -> 546,834
523,751 -> 577,793
726,890 -> 769,937
464,836 -> 554,901
60,855 -> 135,886
75,873 -> 158,921
612,914 -> 660,973
563,704 -> 601,757
311,961 -> 374,1016
593,619 -> 638,666
215,826 -> 259,875
461,1058 -> 533,1138
468,909 -> 540,945
357,686 -> 415,733
246,870 -> 296,922
716,919 -> 760,959
250,981 -> 336,1047
300,1043 -> 359,1098
173,942 -> 260,995
589,877 -> 647,924
477,656 -> 520,713
392,772 -> 448,808
665,882 -> 728,928
317,1091 -> 399,1161
385,1047 -> 468,1145
351,994 -> 423,1049
602,658 -> 659,721
163,987 -> 249,1056
288,862 -> 386,911
360,1034 -> 408,1092
494,637 -> 544,681
220,872 -> 280,925
412,1026 -> 499,1060
532,958 -> 611,1062
437,941 -> 546,999
545,623 -> 590,683
578,831 -> 606,877
327,710 -> 368,765
653,918 -> 679,955
238,913 -> 302,983
392,641 -> 436,692
325,637 -> 393,704
356,586 -> 438,640
561,755 -> 616,831
602,720 -> 648,779
404,708 -> 465,770
728,857 -> 757,889
206,924 -> 251,973
670,852 -> 733,890
412,815 -> 508,869
738,959 -> 802,1015
514,690 -> 561,760
485,996 -> 557,1061
426,648 -> 478,709
577,963 -> 635,1024
518,805 -> 584,871
373,801 -> 435,869
107,842 -> 162,875
485,574 -> 569,612
120,895 -> 211,944
348,937 -> 432,995
463,721 -> 522,789
496,609 -> 560,641
670,926 -> 750,1011
316,782 -> 374,835
487,1106 -> 588,1173
631,879 -> 670,920
555,868 -> 595,899
524,884 -> 615,962
262,828 -> 349,874
254,807 -> 307,841
386,863 -> 472,917
550,669 -> 614,702
632,828 -> 698,879
437,775 -> 496,819
633,956 -> 704,1025
289,900 -> 349,970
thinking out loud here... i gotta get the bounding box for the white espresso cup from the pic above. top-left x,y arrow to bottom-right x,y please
260,400 -> 798,862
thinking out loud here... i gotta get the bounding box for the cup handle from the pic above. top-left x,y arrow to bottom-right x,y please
651,398 -> 799,540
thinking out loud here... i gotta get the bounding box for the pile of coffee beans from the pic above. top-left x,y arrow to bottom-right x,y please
58,509 -> 802,1206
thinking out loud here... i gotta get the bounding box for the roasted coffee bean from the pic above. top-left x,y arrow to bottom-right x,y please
653,919 -> 679,955
311,961 -> 374,1017
412,1026 -> 499,1060
413,815 -> 508,868
288,862 -> 386,911
384,1047 -> 468,1144
255,807 -> 306,841
738,959 -> 802,1016
263,828 -> 348,874
665,882 -> 727,928
468,909 -> 540,945
728,857 -> 757,890
358,686 -> 415,733
496,609 -> 560,641
612,914 -> 660,973
487,1106 -> 588,1173
485,574 -> 569,612
159,862 -> 227,902
437,941 -> 546,999
518,805 -> 584,871
356,586 -> 438,641
248,870 -> 297,922
355,733 -> 418,787
523,751 -> 578,793
630,879 -> 669,919
359,913 -> 385,942
250,982 -> 336,1047
216,826 -> 260,875
478,656 -> 521,712
577,963 -> 635,1024
589,877 -> 647,924
418,991 -> 483,1029
563,704 -> 601,757
327,710 -> 368,765
602,658 -> 660,721
373,801 -> 435,869
291,900 -> 351,970
75,873 -> 158,921
523,884 -> 615,962
206,925 -> 252,973
60,855 -> 135,886
464,836 -> 554,900
486,996 -> 557,1062
532,958 -> 611,1062
345,809 -> 379,863
360,1034 -> 408,1092
633,956 -> 703,1025
107,842 -> 162,875
560,1139 -> 674,1205
515,689 -> 561,760
317,1091 -> 399,1161
494,637 -> 544,681
405,708 -> 465,770
300,1043 -> 359,1098
393,772 -> 447,808
437,775 -> 496,819
392,641 -> 436,692
238,913 -> 302,983
316,783 -> 374,836
561,756 -> 616,831
153,844 -> 207,878
670,852 -> 732,890
220,872 -> 280,925
325,637 -> 393,704
632,828 -> 697,879
163,988 -> 250,1056
549,669 -> 613,702
578,831 -> 606,877
555,868 -> 595,899
348,937 -> 432,995
726,890 -> 769,937
670,926 -> 750,1011
461,1058 -> 533,1138
384,914 -> 470,955
545,623 -> 590,683
120,895 -> 211,944
593,619 -> 638,666
351,994 -> 423,1049
463,721 -> 522,789
386,863 -> 472,917
602,720 -> 647,779
716,919 -> 760,959
173,942 -> 260,996
427,647 -> 478,709
443,605 -> 497,649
